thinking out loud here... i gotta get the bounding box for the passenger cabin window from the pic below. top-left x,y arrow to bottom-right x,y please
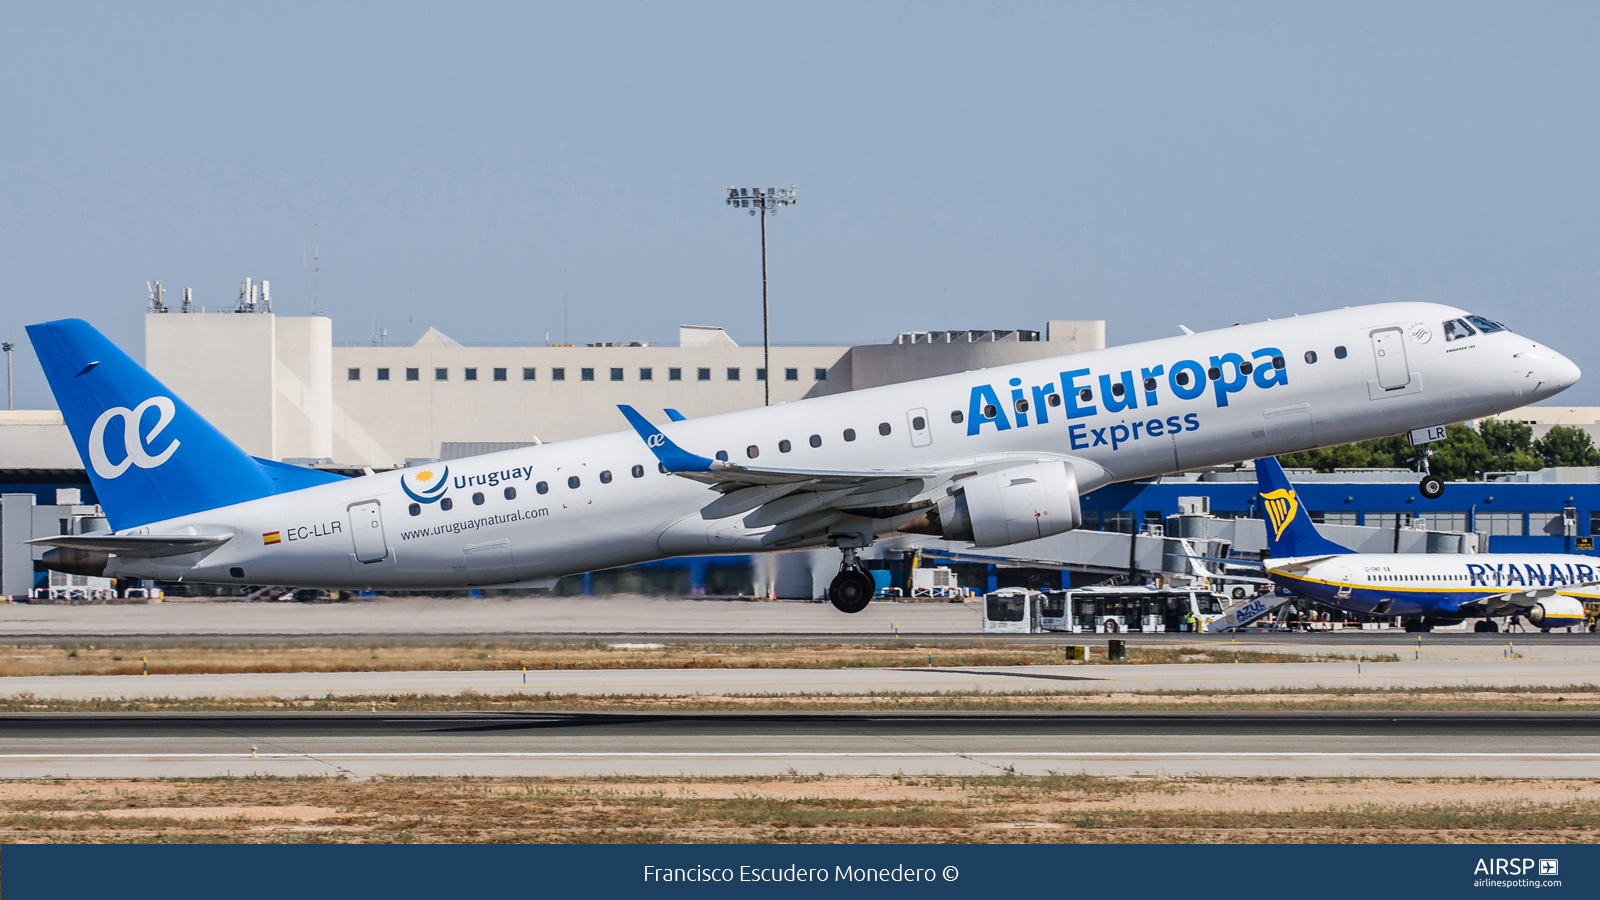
1334,346 -> 1348,359
408,503 -> 421,516
1467,315 -> 1507,334
983,404 -> 997,418
951,410 -> 964,424
843,428 -> 856,442
746,445 -> 759,459
1272,356 -> 1285,369
440,497 -> 454,511
878,422 -> 891,436
911,416 -> 926,430
536,481 -> 549,494
472,492 -> 485,505
1079,388 -> 1093,400
1444,318 -> 1477,342
1206,366 -> 1221,380
631,464 -> 644,478
1143,377 -> 1156,392
1015,398 -> 1030,413
1174,371 -> 1190,386
1047,393 -> 1061,407
504,486 -> 517,500
809,434 -> 822,448
599,470 -> 612,483
715,450 -> 729,461
567,476 -> 580,489
1303,351 -> 1317,364
1239,361 -> 1253,375
779,440 -> 792,453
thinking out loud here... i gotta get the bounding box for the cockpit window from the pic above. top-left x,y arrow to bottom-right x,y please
1443,318 -> 1476,342
1466,315 -> 1507,334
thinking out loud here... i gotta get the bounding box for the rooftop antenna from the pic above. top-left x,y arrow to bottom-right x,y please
563,268 -> 569,344
2,342 -> 13,410
181,286 -> 192,313
303,225 -> 322,315
147,280 -> 168,313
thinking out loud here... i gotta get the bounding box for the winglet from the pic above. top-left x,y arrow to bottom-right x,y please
618,405 -> 715,472
664,408 -> 686,422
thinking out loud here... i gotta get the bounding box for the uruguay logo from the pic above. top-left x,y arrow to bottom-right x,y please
87,397 -> 181,480
402,466 -> 450,504
1260,488 -> 1299,541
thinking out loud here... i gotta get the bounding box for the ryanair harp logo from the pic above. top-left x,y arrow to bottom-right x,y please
1261,488 -> 1299,541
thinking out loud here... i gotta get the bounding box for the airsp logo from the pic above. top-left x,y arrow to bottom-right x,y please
87,397 -> 180,479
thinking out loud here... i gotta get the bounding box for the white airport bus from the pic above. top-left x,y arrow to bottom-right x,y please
983,585 -> 1228,634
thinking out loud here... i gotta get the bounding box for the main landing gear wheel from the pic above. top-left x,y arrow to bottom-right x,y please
1474,619 -> 1500,633
1420,474 -> 1445,500
829,569 -> 875,614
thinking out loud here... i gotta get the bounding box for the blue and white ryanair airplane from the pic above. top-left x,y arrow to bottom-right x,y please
26,303 -> 1579,613
1255,457 -> 1595,632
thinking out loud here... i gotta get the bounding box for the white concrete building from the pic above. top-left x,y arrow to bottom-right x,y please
129,311 -> 1105,469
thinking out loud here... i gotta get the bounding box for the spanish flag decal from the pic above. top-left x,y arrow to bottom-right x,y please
262,531 -> 282,545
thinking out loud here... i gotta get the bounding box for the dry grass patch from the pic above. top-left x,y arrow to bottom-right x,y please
1,775 -> 1597,844
0,640 -> 1380,678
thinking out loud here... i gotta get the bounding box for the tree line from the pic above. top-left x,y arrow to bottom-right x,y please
1278,419 -> 1599,481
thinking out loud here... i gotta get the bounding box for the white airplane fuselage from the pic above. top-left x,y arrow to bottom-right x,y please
94,302 -> 1578,589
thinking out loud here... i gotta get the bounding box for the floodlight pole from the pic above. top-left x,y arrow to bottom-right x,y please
1,342 -> 12,411
726,185 -> 797,406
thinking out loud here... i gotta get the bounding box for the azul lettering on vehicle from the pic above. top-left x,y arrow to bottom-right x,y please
964,347 -> 1287,442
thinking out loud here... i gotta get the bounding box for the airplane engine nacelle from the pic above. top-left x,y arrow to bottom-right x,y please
1527,595 -> 1585,628
937,461 -> 1084,548
41,547 -> 110,578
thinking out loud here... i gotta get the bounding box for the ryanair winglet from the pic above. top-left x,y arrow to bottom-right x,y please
27,319 -> 344,530
1254,456 -> 1352,558
617,405 -> 714,472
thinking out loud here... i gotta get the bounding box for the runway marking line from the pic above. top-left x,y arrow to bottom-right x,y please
3,746 -> 1600,752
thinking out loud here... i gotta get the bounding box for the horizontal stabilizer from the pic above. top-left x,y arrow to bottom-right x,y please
27,533 -> 234,559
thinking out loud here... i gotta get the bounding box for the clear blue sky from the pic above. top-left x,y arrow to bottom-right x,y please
4,2 -> 1598,408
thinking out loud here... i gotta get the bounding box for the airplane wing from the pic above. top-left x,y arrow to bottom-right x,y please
619,404 -> 970,546
27,533 -> 234,558
1264,556 -> 1345,574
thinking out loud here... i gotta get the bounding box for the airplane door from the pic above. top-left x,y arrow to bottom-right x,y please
1370,328 -> 1411,391
907,408 -> 932,447
348,501 -> 388,564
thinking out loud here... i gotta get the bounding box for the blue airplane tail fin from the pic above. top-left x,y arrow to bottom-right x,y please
1254,456 -> 1353,558
26,319 -> 343,530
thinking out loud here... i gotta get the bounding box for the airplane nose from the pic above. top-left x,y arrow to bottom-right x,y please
1517,345 -> 1582,398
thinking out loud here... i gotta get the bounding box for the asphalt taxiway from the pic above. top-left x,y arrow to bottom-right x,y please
2,711 -> 1594,779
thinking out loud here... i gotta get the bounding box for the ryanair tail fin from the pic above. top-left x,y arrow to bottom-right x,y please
26,319 -> 343,531
1254,456 -> 1352,558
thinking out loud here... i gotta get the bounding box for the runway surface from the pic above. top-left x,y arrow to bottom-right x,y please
3,594 -> 1593,650
3,710 -> 1595,778
5,655 -> 1597,701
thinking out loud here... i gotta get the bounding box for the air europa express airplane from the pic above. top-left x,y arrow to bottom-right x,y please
26,302 -> 1578,613
1255,457 -> 1593,633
